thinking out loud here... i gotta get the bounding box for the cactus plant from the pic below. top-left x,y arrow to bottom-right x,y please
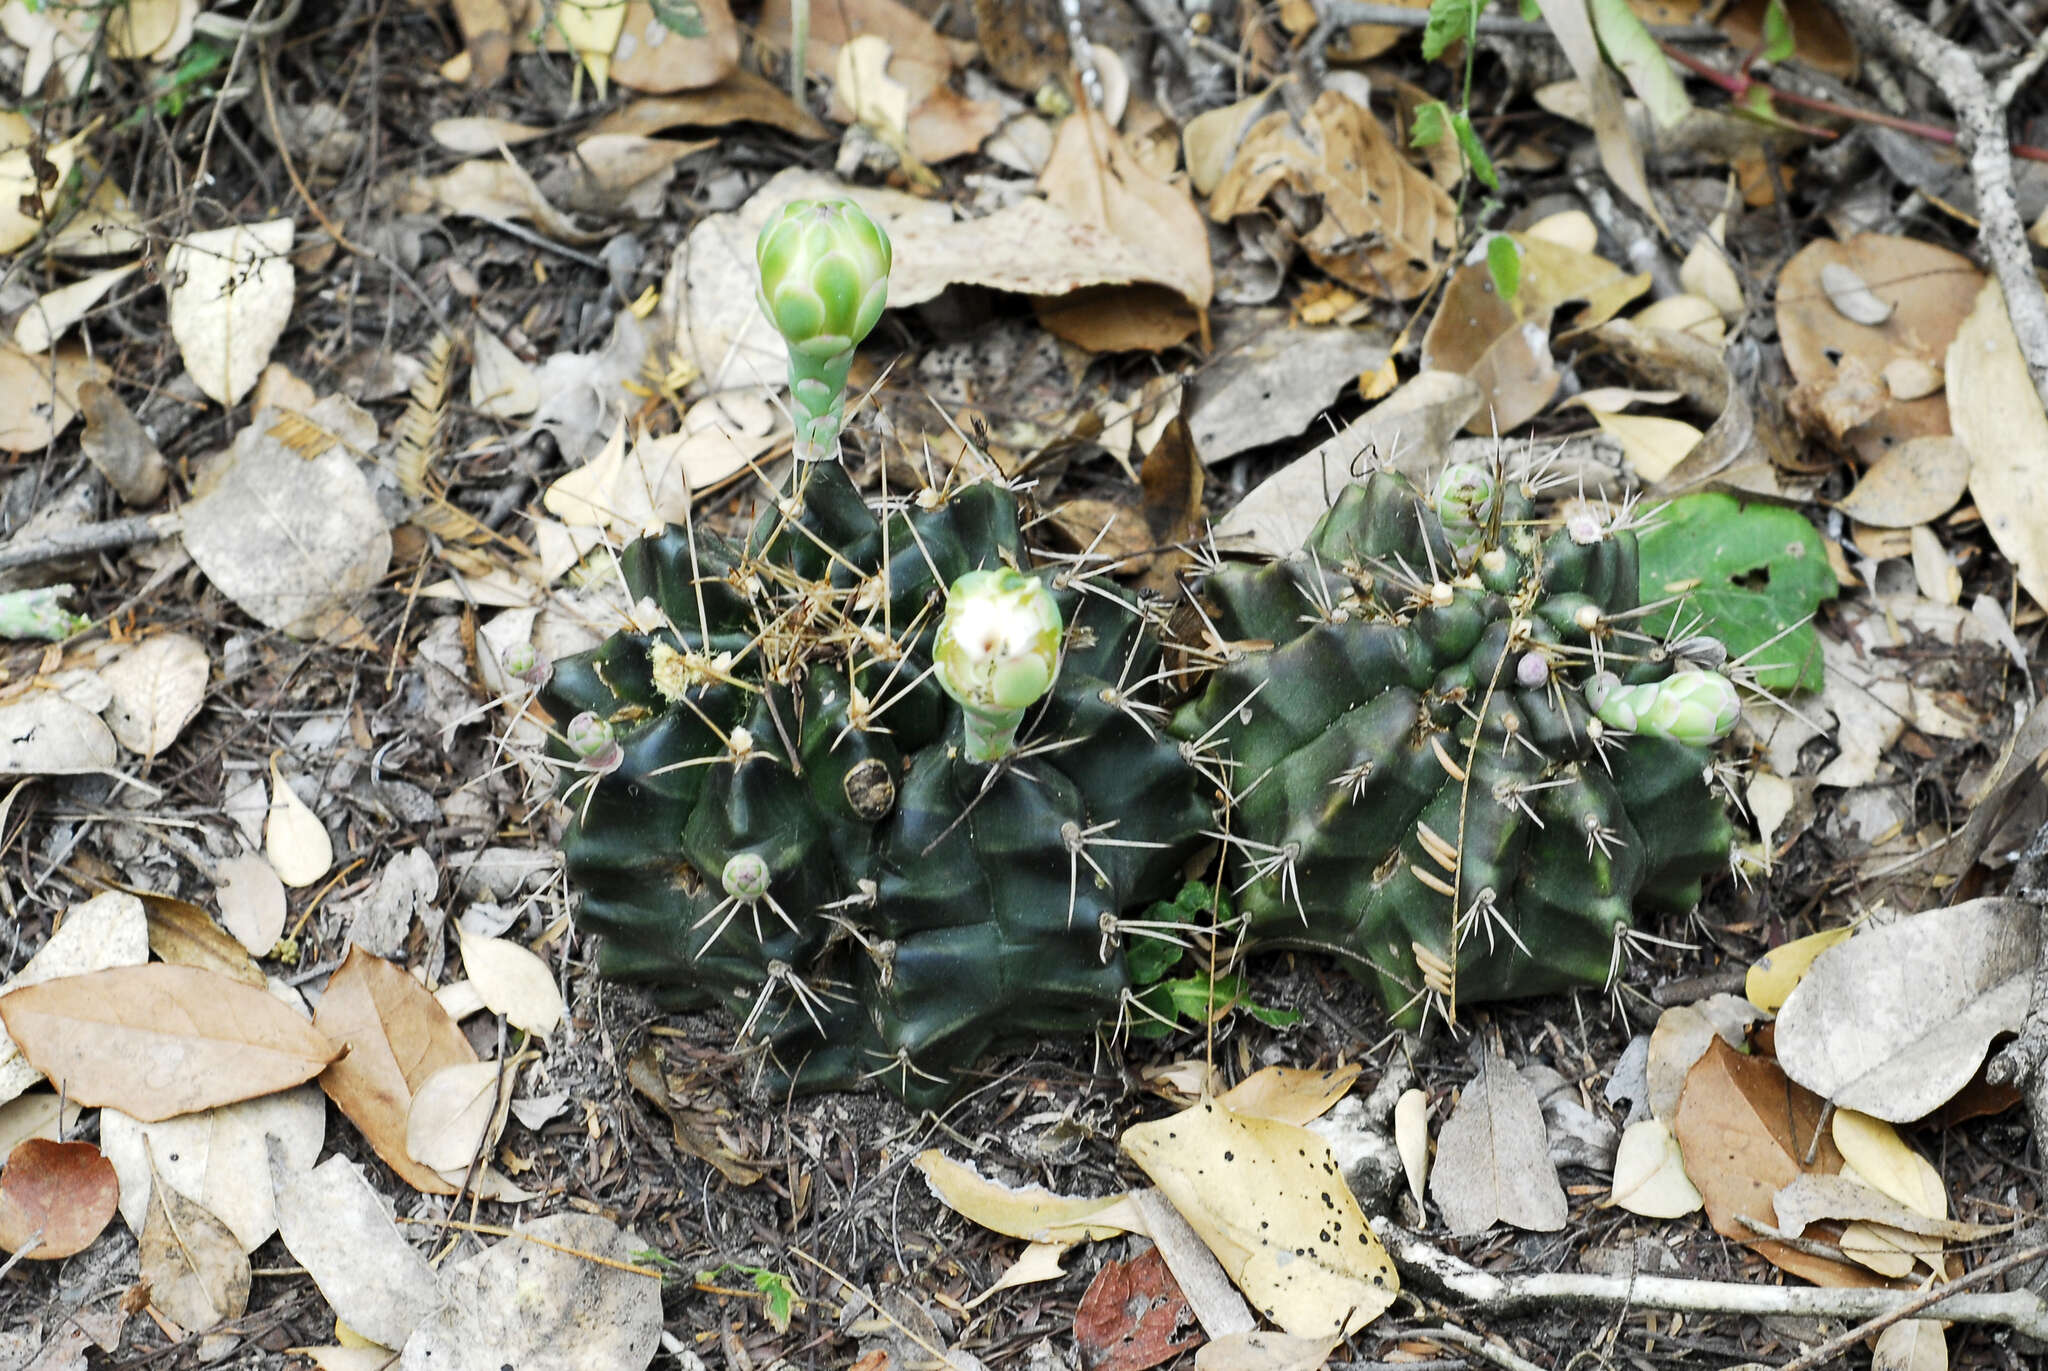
537,199 -> 1208,1108
1171,458 -> 1737,1026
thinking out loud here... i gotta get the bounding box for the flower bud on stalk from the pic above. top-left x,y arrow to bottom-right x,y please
755,199 -> 892,462
933,569 -> 1063,763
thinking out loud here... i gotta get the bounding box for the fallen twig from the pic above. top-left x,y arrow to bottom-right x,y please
0,513 -> 176,575
1379,1224 -> 2048,1342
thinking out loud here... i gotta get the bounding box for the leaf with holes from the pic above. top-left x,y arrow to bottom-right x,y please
1634,493 -> 1836,692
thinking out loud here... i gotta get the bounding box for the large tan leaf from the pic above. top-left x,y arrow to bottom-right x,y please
0,964 -> 341,1121
1949,279 -> 2048,611
1427,1049 -> 1567,1235
404,1057 -> 521,1173
1774,898 -> 2032,1122
165,220 -> 296,406
0,691 -> 118,776
0,891 -> 149,1106
1778,234 -> 1978,463
313,946 -> 476,1197
1121,1098 -> 1399,1339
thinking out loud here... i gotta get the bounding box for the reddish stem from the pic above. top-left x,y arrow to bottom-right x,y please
1661,43 -> 2048,164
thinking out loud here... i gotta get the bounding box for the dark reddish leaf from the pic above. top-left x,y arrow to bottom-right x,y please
0,1137 -> 119,1259
1074,1245 -> 1204,1371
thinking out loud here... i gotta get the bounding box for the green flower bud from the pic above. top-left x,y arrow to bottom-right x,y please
565,711 -> 621,769
722,851 -> 771,902
1587,670 -> 1739,745
756,199 -> 892,462
934,569 -> 1063,762
1432,462 -> 1495,530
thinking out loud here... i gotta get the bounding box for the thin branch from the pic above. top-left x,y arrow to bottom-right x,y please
0,514 -> 174,575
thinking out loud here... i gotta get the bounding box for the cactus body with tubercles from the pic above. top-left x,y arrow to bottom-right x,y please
1171,461 -> 1735,1023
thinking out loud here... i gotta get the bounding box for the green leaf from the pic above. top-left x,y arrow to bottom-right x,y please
1485,233 -> 1521,302
751,1268 -> 796,1332
1422,0 -> 1483,60
1635,493 -> 1837,693
1411,100 -> 1450,150
650,0 -> 709,37
1761,0 -> 1795,62
1517,0 -> 1541,16
1587,0 -> 1691,129
1453,110 -> 1498,190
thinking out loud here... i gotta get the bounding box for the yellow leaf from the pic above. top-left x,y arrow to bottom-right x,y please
1949,278 -> 2048,611
1394,1088 -> 1429,1211
265,756 -> 333,890
1833,1110 -> 1946,1218
1214,1063 -> 1360,1126
1745,925 -> 1853,1012
1589,409 -> 1703,482
913,1151 -> 1145,1243
1120,1098 -> 1398,1338
554,0 -> 628,96
965,1241 -> 1071,1308
1633,292 -> 1726,345
1606,1119 -> 1703,1218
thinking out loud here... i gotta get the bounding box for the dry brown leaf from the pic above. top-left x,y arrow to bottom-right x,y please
314,947 -> 476,1197
591,68 -> 827,140
1777,235 -> 1980,462
914,1150 -> 1145,1243
469,328 -> 538,419
1835,435 -> 1971,528
266,757 -> 334,889
404,1057 -> 522,1173
401,156 -> 607,246
609,0 -> 738,93
12,262 -> 141,353
0,128 -> 83,254
273,1150 -> 443,1351
215,852 -> 287,957
0,891 -> 149,1105
457,925 -> 564,1036
165,220 -> 296,407
1873,1319 -> 1948,1371
0,1093 -> 80,1158
138,1147 -> 250,1332
1213,1064 -> 1360,1126
100,1077 -> 325,1253
1428,1050 -> 1567,1235
1525,2 -> 1663,230
1671,1036 -> 1877,1286
1949,279 -> 2048,611
1209,90 -> 1454,301
1607,1118 -> 1704,1217
0,342 -> 102,453
0,964 -> 341,1122
77,380 -> 168,505
1121,1098 -> 1399,1338
1040,108 -> 1214,319
136,890 -> 265,987
98,633 -> 208,760
428,116 -> 549,154
0,1137 -> 119,1259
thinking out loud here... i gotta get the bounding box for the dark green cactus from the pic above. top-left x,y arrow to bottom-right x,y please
536,459 -> 1210,1108
1171,460 -> 1736,1026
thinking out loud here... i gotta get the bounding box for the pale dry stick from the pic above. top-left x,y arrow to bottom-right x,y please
0,513 -> 176,575
1381,1224 -> 2048,1342
1822,0 -> 2048,410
